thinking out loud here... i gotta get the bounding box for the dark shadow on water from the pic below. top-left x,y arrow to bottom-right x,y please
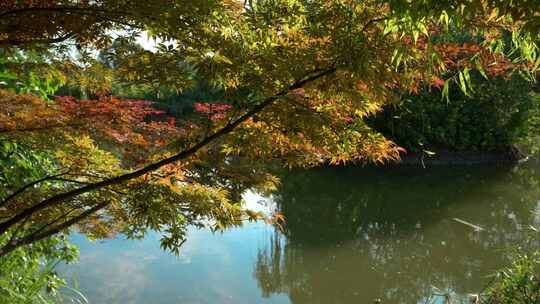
254,162 -> 540,304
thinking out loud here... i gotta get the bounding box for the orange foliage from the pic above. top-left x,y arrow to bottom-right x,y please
0,90 -> 181,163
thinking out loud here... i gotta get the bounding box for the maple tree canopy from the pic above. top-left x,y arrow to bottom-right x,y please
0,0 -> 540,256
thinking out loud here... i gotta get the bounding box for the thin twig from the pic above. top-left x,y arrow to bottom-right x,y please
0,171 -> 68,209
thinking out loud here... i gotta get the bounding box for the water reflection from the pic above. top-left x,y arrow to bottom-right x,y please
254,163 -> 540,304
59,162 -> 540,303
61,224 -> 288,304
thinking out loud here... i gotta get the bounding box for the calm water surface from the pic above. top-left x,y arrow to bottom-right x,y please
59,162 -> 540,304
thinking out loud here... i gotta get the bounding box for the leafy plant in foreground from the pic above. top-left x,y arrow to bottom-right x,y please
483,251 -> 540,303
0,232 -> 80,304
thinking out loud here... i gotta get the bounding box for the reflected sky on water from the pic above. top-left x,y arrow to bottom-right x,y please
59,161 -> 540,304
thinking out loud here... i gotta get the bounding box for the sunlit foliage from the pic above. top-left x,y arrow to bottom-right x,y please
0,0 -> 540,258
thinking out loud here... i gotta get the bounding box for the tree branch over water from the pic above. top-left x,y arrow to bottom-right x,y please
0,67 -> 336,255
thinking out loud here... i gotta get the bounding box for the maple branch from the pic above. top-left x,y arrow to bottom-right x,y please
0,66 -> 337,244
0,171 -> 69,209
50,177 -> 90,185
361,16 -> 388,32
0,6 -> 151,47
0,5 -> 160,27
28,203 -> 87,241
0,32 -> 77,47
6,215 -> 31,247
0,201 -> 109,257
0,6 -> 132,18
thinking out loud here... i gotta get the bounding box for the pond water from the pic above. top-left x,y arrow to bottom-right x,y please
59,161 -> 540,304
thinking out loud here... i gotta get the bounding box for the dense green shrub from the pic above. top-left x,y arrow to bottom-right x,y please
0,233 -> 80,303
369,74 -> 540,153
483,251 -> 540,303
0,140 -> 86,303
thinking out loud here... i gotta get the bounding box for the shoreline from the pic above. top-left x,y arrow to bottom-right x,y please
391,147 -> 529,167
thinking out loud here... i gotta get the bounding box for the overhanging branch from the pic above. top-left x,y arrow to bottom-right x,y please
0,171 -> 69,209
0,66 -> 337,238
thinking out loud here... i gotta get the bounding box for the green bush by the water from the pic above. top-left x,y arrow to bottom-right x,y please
369,75 -> 540,154
0,233 -> 80,303
483,251 -> 540,303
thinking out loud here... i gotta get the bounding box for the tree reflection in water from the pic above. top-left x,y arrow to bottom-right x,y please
254,161 -> 540,304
